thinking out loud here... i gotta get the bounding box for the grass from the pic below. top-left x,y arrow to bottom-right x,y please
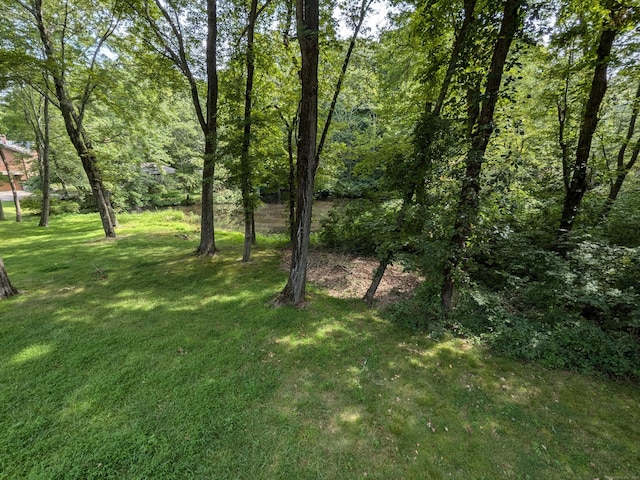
1,203 -> 639,479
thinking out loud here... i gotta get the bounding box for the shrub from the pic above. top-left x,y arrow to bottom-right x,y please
19,196 -> 82,215
387,281 -> 446,335
446,231 -> 640,378
603,188 -> 640,247
318,200 -> 400,256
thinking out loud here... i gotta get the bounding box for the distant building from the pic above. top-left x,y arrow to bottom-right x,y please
140,162 -> 176,182
0,135 -> 37,192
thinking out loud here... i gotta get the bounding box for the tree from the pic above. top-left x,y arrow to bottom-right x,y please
363,0 -> 477,304
20,87 -> 51,226
275,0 -> 320,305
555,1 -> 631,249
240,0 -> 261,262
0,146 -> 23,222
131,0 -> 219,255
441,0 -> 525,312
15,0 -> 119,238
0,257 -> 18,299
601,79 -> 640,217
276,0 -> 371,305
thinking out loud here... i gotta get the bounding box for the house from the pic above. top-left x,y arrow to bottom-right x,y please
140,162 -> 177,183
0,135 -> 37,192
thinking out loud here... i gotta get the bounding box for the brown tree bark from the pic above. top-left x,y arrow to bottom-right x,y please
196,0 -> 219,256
441,0 -> 524,312
0,147 -> 23,222
556,8 -> 621,249
601,81 -> 640,218
25,91 -> 51,227
433,0 -> 477,117
0,257 -> 18,299
31,0 -> 116,237
241,0 -> 259,262
39,96 -> 51,227
275,0 -> 320,306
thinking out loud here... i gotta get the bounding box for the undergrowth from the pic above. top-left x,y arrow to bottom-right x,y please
1,206 -> 639,479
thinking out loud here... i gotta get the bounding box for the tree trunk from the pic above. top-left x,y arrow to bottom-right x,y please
363,250 -> 392,305
33,0 -> 115,237
441,0 -> 524,312
433,0 -> 477,117
197,0 -> 219,256
0,257 -> 18,299
287,116 -> 297,243
0,148 -> 23,223
0,196 -> 5,221
557,48 -> 575,195
241,0 -> 259,262
35,95 -> 51,227
199,135 -> 217,255
276,0 -> 319,306
601,81 -> 640,218
556,16 -> 619,249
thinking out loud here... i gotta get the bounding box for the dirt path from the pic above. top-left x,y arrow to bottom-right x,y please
281,250 -> 422,307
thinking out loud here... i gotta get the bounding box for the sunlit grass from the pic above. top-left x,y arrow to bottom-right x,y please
0,206 -> 639,479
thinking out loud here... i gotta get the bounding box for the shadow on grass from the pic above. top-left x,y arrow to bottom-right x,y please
1,212 -> 639,479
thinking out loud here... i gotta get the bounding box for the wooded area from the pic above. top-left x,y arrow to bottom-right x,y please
1,0 -> 640,376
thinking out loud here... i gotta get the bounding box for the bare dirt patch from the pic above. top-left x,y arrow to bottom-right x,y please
280,250 -> 422,308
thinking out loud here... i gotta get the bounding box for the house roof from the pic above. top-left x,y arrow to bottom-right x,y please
0,135 -> 35,156
141,162 -> 176,175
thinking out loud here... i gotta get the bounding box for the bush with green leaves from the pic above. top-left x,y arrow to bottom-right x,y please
318,199 -> 401,255
19,195 -> 81,215
603,187 -> 640,247
450,232 -> 640,378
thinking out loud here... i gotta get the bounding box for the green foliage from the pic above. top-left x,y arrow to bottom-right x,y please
603,188 -> 640,247
318,199 -> 400,255
19,195 -> 81,215
2,211 -> 640,479
387,280 -> 446,335
450,232 -> 640,378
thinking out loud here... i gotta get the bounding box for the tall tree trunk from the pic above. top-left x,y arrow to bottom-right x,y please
276,0 -> 319,306
32,0 -> 115,237
433,0 -> 477,117
556,13 -> 620,249
241,0 -> 259,262
288,121 -> 296,243
316,0 -> 371,162
601,81 -> 640,218
441,0 -> 523,312
33,95 -> 52,227
363,251 -> 392,305
557,48 -> 575,194
365,1 -> 476,304
0,257 -> 18,299
0,148 -> 23,222
0,197 -> 5,221
197,0 -> 219,256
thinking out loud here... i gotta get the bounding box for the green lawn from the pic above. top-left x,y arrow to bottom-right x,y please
1,205 -> 639,479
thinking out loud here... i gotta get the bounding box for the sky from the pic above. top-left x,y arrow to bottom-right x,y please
335,0 -> 396,39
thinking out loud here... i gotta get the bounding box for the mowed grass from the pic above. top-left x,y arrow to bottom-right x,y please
1,204 -> 639,480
